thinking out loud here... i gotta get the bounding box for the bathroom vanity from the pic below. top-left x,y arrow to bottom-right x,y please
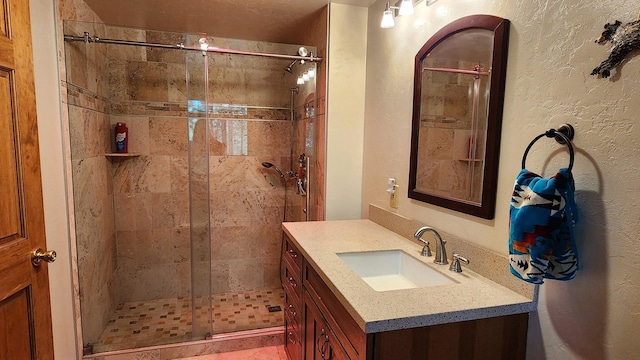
281,220 -> 535,360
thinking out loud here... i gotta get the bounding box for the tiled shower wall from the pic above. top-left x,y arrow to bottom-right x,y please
107,28 -> 193,302
63,20 -> 118,345
290,8 -> 328,222
105,30 -> 305,298
203,38 -> 303,294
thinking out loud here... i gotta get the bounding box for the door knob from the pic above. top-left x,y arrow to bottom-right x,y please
31,248 -> 56,267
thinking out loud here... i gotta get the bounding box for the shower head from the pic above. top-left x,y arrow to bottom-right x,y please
261,162 -> 285,178
284,47 -> 310,73
284,60 -> 297,74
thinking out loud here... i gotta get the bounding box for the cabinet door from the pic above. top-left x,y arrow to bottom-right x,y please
324,335 -> 350,360
304,291 -> 350,360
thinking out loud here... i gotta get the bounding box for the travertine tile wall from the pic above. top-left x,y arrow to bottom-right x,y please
63,17 -> 305,311
63,20 -> 119,346
417,59 -> 489,203
104,28 -> 305,298
285,61 -> 318,223
105,27 -> 193,302
290,8 -> 328,221
203,38 -> 301,294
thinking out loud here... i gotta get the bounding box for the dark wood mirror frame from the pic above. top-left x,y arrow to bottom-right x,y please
408,15 -> 510,219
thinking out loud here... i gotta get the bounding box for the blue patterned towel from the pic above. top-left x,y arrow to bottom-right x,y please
509,168 -> 579,284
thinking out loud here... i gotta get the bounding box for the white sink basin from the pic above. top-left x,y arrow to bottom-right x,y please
337,250 -> 455,291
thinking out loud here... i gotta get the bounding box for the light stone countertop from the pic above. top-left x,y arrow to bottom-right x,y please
282,219 -> 537,334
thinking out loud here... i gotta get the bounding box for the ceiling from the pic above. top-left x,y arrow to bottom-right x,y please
83,0 -> 377,44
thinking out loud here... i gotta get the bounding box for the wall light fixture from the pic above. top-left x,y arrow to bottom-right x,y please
380,2 -> 395,28
380,0 -> 439,29
399,0 -> 415,16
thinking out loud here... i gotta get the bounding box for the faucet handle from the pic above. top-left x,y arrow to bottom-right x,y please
449,253 -> 470,273
418,240 -> 432,257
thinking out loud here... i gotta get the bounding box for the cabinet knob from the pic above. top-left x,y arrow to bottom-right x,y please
288,304 -> 297,317
288,331 -> 297,344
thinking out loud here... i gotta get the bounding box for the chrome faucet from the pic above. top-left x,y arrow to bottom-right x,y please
413,226 -> 448,265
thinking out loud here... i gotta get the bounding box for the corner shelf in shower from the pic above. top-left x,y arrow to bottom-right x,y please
105,153 -> 140,158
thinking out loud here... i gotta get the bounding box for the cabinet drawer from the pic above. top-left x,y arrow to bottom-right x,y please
285,292 -> 302,332
284,235 -> 303,271
285,312 -> 302,360
283,260 -> 302,304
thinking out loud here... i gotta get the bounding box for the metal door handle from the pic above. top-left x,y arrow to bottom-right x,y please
31,248 -> 56,267
316,328 -> 325,354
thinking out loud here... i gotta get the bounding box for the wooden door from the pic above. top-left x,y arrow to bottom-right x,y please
0,0 -> 55,359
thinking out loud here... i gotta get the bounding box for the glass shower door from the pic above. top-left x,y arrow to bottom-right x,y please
186,37 -> 213,339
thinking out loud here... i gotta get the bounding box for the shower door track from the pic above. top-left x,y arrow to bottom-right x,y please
64,32 -> 323,62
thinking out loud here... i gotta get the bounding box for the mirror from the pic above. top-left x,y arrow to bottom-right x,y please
408,15 -> 510,219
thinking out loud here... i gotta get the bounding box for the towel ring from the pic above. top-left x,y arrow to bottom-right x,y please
521,124 -> 575,171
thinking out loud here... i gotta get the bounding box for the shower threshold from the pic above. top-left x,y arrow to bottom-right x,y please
91,288 -> 285,354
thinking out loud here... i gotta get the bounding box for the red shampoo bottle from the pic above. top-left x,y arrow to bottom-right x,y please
115,122 -> 128,153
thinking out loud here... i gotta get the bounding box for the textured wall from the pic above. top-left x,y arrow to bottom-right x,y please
326,3 -> 369,221
361,1 -> 640,359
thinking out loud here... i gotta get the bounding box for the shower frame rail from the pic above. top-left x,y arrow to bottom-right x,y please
64,32 -> 323,62
422,66 -> 490,77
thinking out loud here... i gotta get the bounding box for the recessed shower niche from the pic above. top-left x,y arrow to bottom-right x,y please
62,18 -> 326,353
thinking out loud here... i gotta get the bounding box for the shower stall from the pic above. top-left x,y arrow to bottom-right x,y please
62,20 -> 323,354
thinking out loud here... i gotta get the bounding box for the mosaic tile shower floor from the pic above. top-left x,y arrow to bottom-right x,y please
92,288 -> 285,353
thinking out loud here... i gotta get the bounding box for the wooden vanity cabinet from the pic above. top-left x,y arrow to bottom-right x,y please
282,234 -> 528,360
